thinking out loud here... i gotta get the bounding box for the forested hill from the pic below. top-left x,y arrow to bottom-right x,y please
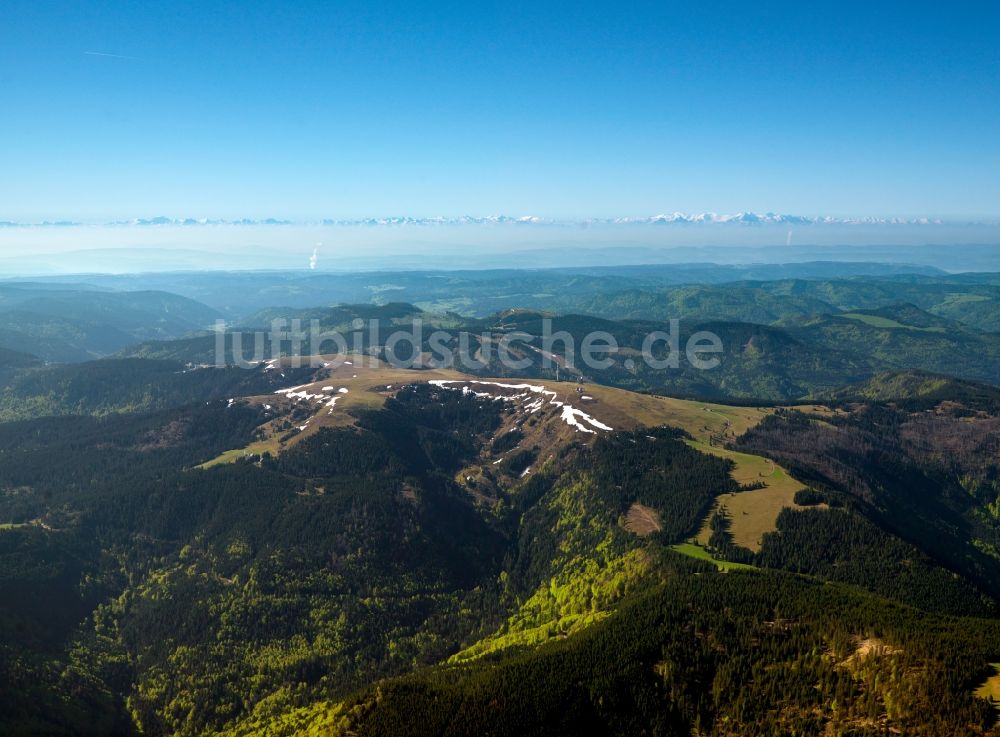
0,345 -> 41,381
0,283 -> 220,362
823,369 -> 1000,411
0,358 -> 314,421
2,353 -> 1000,735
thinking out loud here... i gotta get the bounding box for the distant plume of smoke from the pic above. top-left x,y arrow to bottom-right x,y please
786,230 -> 792,246
309,244 -> 320,270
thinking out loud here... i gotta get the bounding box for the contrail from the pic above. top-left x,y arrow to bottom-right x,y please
84,51 -> 140,60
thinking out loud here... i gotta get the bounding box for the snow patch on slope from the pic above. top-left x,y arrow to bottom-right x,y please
429,379 -> 612,434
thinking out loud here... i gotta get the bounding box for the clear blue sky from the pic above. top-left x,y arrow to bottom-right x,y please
2,0 -> 998,221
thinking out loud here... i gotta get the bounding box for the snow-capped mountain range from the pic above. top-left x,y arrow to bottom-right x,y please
0,212 -> 976,228
609,212 -> 945,226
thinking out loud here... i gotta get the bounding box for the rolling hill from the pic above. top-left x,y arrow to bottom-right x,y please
0,284 -> 221,362
793,303 -> 1000,384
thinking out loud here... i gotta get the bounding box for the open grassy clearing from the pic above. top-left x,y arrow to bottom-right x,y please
567,383 -> 768,442
197,446 -> 264,469
839,313 -> 946,332
671,543 -> 756,571
691,439 -> 806,551
788,403 -> 849,417
976,663 -> 1000,708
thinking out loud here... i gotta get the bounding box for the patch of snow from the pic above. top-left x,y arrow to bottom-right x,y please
430,379 -> 612,433
275,383 -> 310,395
284,390 -> 324,401
560,405 -> 614,434
524,398 -> 545,412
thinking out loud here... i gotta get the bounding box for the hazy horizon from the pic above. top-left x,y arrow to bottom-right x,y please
2,220 -> 1000,276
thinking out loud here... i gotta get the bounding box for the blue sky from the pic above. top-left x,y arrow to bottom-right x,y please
2,0 -> 999,222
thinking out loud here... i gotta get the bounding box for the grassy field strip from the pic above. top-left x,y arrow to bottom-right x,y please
670,542 -> 756,571
839,313 -> 945,332
976,663 -> 1000,710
